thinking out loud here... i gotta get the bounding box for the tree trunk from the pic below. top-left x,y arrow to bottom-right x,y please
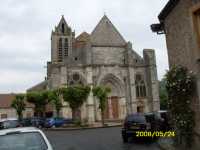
42,105 -> 46,118
56,109 -> 60,118
34,105 -> 40,117
72,108 -> 81,121
18,112 -> 22,121
101,109 -> 105,126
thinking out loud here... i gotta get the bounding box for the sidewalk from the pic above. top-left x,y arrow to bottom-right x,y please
44,122 -> 122,131
157,138 -> 176,150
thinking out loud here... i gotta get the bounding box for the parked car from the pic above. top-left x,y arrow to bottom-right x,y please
144,112 -> 158,131
0,127 -> 53,150
121,113 -> 151,143
154,110 -> 170,131
30,117 -> 46,128
20,118 -> 32,127
44,117 -> 72,128
65,118 -> 74,124
0,118 -> 21,130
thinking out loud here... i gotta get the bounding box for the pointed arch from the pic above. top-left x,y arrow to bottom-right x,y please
98,74 -> 125,97
135,74 -> 146,98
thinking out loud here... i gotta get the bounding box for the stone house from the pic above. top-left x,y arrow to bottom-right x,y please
0,94 -> 34,119
151,0 -> 200,148
29,15 -> 160,124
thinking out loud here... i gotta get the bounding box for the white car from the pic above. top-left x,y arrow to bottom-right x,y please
0,127 -> 53,150
0,118 -> 20,129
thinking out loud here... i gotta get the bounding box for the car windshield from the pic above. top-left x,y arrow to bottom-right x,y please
0,132 -> 48,150
126,115 -> 146,123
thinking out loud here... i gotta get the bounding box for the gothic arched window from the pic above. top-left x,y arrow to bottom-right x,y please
135,74 -> 146,98
64,38 -> 68,56
58,38 -> 63,62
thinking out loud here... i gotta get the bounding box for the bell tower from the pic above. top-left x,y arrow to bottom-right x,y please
51,15 -> 75,63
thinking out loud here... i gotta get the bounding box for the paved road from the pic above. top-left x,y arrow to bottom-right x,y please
44,127 -> 160,150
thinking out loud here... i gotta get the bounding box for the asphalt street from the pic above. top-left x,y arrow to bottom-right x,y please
44,127 -> 160,150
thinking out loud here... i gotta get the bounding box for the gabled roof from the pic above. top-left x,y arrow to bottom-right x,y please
0,94 -> 15,108
158,0 -> 180,21
27,80 -> 47,92
76,32 -> 90,42
73,32 -> 90,49
91,15 -> 126,46
0,94 -> 33,108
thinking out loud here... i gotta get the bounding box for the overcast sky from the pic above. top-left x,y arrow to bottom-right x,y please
0,0 -> 169,93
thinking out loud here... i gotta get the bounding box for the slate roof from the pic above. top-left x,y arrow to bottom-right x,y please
91,15 -> 126,46
27,80 -> 47,92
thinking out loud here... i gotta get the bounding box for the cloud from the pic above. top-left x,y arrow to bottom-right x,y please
0,70 -> 45,93
0,0 -> 169,93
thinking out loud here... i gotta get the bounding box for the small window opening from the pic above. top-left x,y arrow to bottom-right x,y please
61,23 -> 65,33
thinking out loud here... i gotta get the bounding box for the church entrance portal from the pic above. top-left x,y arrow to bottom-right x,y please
104,96 -> 119,120
99,74 -> 125,121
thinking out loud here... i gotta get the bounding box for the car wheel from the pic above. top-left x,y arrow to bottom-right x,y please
52,125 -> 56,128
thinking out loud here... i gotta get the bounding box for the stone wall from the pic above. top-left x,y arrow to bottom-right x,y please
0,108 -> 34,119
47,15 -> 160,123
164,0 -> 199,72
92,47 -> 125,65
163,0 -> 200,145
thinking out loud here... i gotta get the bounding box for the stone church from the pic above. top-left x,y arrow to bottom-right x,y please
28,15 -> 160,123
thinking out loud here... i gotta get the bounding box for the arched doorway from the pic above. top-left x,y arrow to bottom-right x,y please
99,74 -> 125,120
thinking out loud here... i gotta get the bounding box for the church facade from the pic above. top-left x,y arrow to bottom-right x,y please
29,15 -> 160,123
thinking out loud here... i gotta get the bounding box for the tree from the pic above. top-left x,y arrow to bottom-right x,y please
165,66 -> 195,148
61,85 -> 90,121
26,91 -> 49,117
11,94 -> 26,120
159,78 -> 168,110
92,86 -> 111,126
48,89 -> 62,117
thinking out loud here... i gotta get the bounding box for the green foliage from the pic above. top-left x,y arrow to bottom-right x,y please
11,94 -> 26,120
61,85 -> 91,120
26,91 -> 50,117
48,89 -> 62,117
61,86 -> 90,109
165,66 -> 195,147
92,86 -> 111,125
159,78 -> 168,110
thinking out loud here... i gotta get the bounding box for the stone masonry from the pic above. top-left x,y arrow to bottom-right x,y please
29,15 -> 160,124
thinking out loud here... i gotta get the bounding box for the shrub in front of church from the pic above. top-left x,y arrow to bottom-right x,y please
93,86 -> 111,126
26,91 -> 50,117
48,89 -> 62,118
61,85 -> 90,122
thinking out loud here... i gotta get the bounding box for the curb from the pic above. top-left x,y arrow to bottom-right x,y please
43,124 -> 122,131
